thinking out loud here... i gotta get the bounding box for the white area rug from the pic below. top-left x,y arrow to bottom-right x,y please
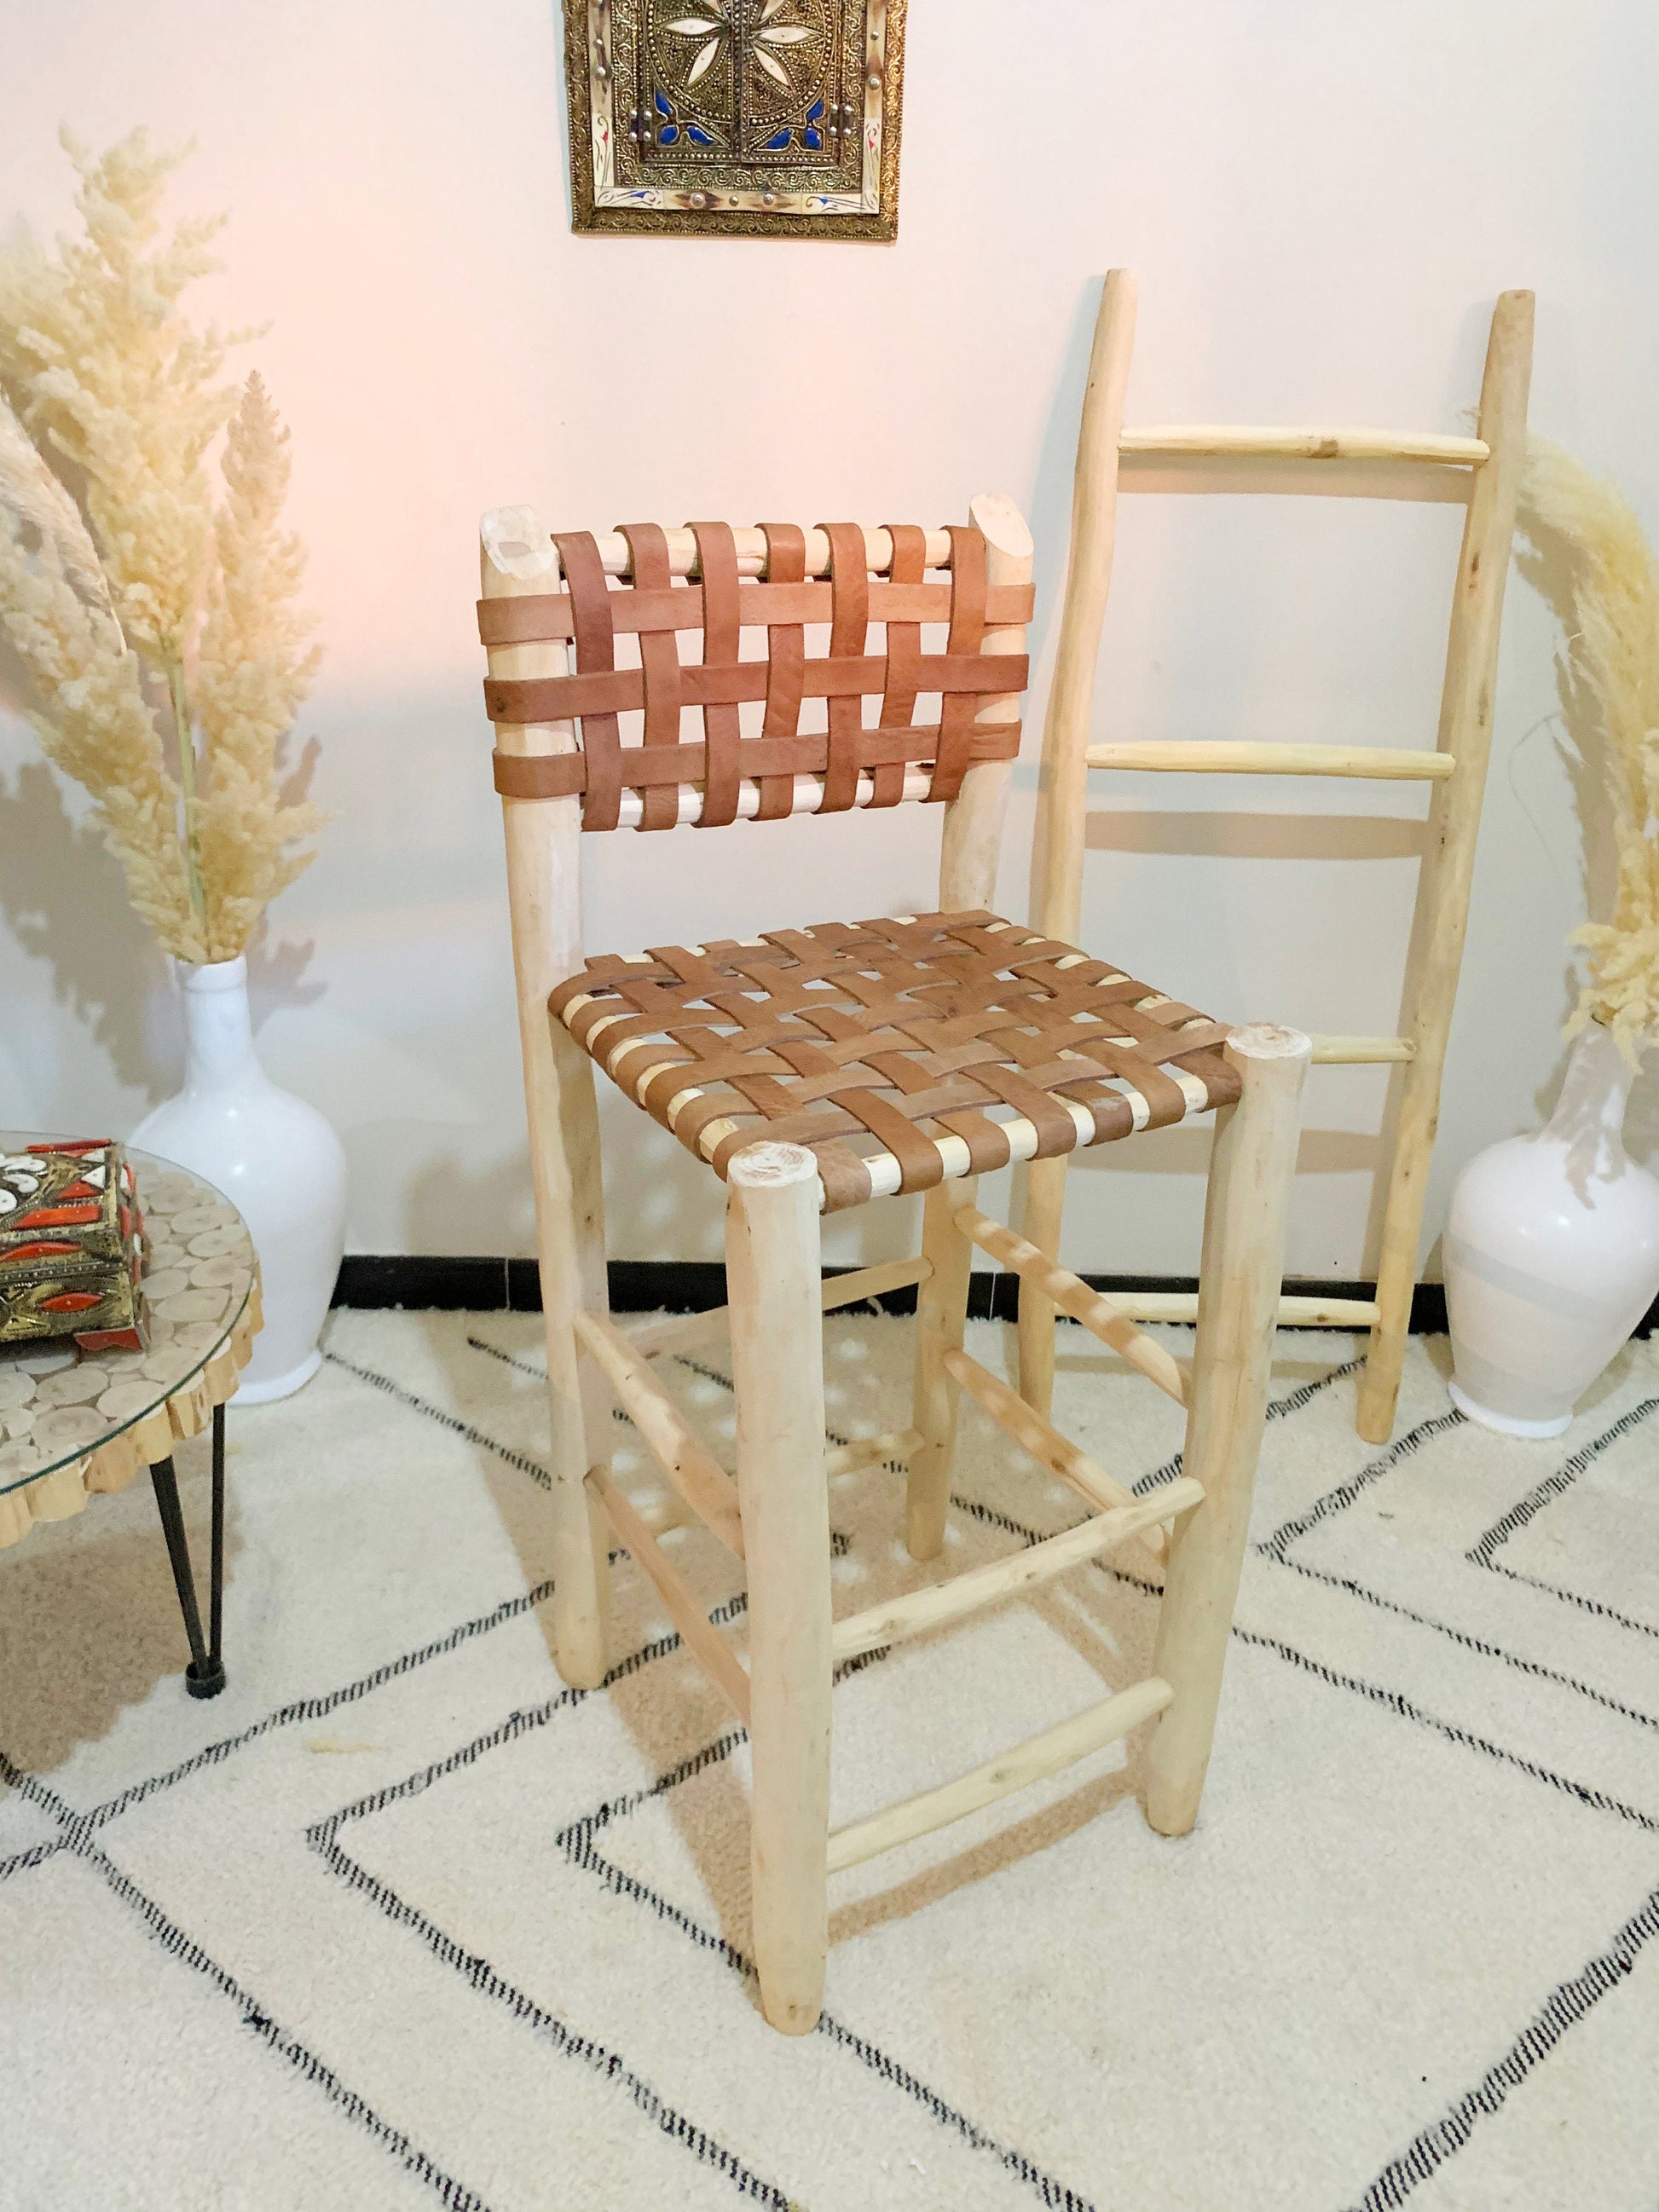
3,1309 -> 1657,2212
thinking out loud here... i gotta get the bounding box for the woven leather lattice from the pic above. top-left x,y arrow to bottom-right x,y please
478,523 -> 1032,830
550,913 -> 1242,1212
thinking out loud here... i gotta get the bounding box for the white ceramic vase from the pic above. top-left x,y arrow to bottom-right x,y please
130,956 -> 347,1402
1443,1020 -> 1659,1437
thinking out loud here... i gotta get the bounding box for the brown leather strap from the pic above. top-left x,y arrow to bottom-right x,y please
478,578 -> 1035,648
818,524 -> 870,815
493,750 -> 586,799
550,531 -> 621,831
689,522 -> 741,828
492,721 -> 1022,803
930,524 -> 990,804
875,523 -> 927,809
758,523 -> 806,821
484,649 -> 1026,729
617,524 -> 681,831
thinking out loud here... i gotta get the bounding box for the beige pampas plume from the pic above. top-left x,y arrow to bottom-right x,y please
1517,436 -> 1659,1064
0,421 -> 205,958
194,371 -> 326,957
0,126 -> 323,966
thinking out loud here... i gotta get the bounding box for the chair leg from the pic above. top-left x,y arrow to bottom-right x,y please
909,1175 -> 977,1562
537,1027 -> 612,1691
1015,1155 -> 1066,1419
1146,1026 -> 1309,1838
726,1142 -> 833,2036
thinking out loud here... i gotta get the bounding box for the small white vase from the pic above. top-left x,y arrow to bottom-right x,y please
130,956 -> 347,1402
1443,1021 -> 1659,1437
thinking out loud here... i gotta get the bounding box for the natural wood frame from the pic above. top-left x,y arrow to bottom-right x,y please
484,492 -> 1309,2035
1020,270 -> 1535,1445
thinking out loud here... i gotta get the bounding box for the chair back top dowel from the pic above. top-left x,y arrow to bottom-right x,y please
561,523 -> 961,580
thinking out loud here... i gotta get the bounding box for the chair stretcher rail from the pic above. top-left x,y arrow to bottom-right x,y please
590,1468 -> 750,1723
624,1256 -> 933,1360
951,1205 -> 1188,1406
827,1675 -> 1176,1873
824,1428 -> 923,1480
575,1309 -> 746,1556
941,1348 -> 1171,1564
830,1479 -> 1200,1662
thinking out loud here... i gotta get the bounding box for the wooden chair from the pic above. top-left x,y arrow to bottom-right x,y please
478,497 -> 1309,2035
1019,273 -> 1534,1447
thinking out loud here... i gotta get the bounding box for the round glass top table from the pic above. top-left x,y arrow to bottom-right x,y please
0,1140 -> 262,1696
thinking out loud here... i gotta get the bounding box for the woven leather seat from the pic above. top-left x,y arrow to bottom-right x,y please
552,910 -> 1240,1212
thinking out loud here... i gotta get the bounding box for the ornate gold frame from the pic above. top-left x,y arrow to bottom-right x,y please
564,0 -> 905,240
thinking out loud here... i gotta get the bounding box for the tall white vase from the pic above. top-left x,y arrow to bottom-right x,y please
130,956 -> 348,1402
1443,1021 -> 1659,1437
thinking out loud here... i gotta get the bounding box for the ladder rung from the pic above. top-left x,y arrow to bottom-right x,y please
1119,426 -> 1488,466
827,1675 -> 1175,1874
830,1480 -> 1200,1663
1101,1291 -> 1381,1327
1310,1035 -> 1416,1065
1086,742 -> 1454,782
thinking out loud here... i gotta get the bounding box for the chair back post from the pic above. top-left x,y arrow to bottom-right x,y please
481,505 -> 611,1686
939,492 -> 1036,910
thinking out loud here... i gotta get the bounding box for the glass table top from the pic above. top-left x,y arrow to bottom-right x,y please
0,1140 -> 257,1496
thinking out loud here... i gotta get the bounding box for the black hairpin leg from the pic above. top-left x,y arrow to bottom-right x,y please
148,1401 -> 228,1699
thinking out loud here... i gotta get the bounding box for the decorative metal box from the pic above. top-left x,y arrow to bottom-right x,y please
564,0 -> 905,240
0,1140 -> 147,1353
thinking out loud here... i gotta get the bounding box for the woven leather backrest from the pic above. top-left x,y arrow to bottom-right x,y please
478,523 -> 1033,832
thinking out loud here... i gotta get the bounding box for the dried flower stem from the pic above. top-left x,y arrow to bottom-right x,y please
165,656 -> 207,927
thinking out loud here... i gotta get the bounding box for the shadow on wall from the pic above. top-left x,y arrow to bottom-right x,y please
0,753 -> 327,1100
1085,811 -> 1428,863
1,602 -> 326,1119
1069,1119 -> 1380,1181
408,1140 -> 540,1262
0,757 -> 165,1102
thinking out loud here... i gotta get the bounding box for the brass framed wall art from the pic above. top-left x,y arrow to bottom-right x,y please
564,1 -> 905,240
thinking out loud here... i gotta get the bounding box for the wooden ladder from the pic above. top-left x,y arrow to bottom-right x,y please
1020,271 -> 1534,1444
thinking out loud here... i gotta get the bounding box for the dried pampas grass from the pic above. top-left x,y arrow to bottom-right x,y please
0,126 -> 323,963
1518,436 -> 1659,1063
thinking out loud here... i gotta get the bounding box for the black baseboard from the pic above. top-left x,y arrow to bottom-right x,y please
331,1254 -> 1469,1333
